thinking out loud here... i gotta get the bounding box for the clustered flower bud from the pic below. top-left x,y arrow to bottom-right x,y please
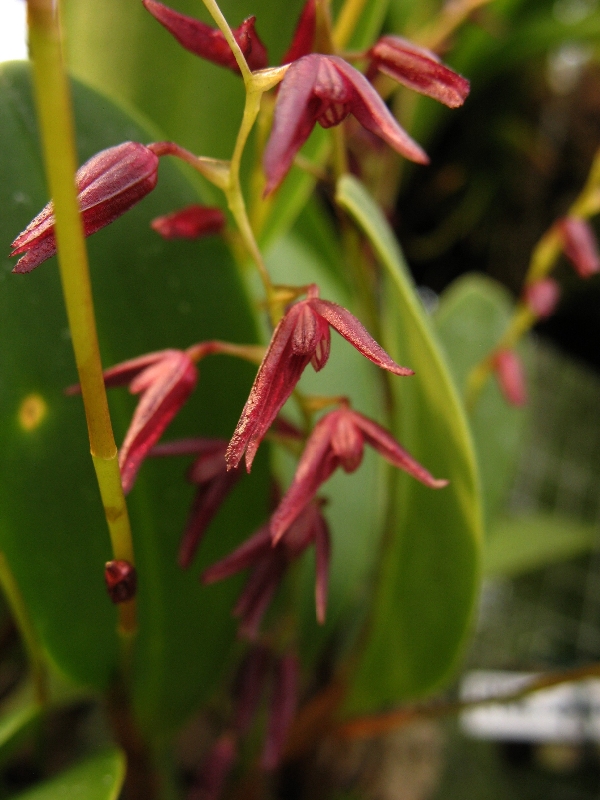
523,278 -> 561,319
558,216 -> 600,279
492,349 -> 527,407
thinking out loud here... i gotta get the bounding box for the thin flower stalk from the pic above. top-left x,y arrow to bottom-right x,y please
333,0 -> 369,50
26,0 -> 136,636
466,145 -> 600,411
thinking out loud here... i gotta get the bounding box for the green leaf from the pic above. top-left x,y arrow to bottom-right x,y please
335,175 -> 482,707
433,274 -> 529,527
0,682 -> 41,765
0,63 -> 269,736
485,514 -> 597,577
14,749 -> 125,800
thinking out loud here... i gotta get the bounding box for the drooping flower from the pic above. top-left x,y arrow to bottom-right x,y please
281,0 -> 315,65
232,645 -> 272,735
104,560 -> 138,604
203,499 -> 331,638
10,142 -> 159,273
67,350 -> 198,493
263,54 -> 429,194
150,204 -> 226,239
142,0 -> 267,73
226,284 -> 413,472
262,653 -> 299,771
188,733 -> 237,800
523,277 -> 561,318
367,36 -> 470,108
492,349 -> 527,407
150,438 -> 241,568
270,404 -> 448,543
557,216 -> 600,278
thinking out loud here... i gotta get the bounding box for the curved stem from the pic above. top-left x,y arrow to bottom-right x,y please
199,0 -> 252,84
27,0 -> 136,637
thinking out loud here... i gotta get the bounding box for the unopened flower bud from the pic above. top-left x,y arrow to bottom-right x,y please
150,205 -> 226,239
523,278 -> 561,318
11,142 -> 159,273
492,349 -> 527,407
558,217 -> 600,279
104,560 -> 137,604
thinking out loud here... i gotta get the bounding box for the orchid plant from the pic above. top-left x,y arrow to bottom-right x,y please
1,0 -> 600,797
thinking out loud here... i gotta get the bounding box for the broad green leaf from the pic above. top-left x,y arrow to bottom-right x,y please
336,175 -> 482,707
0,63 -> 269,736
14,749 -> 125,800
485,514 -> 597,577
434,274 -> 529,527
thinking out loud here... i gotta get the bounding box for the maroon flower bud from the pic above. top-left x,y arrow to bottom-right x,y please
492,349 -> 527,407
150,205 -> 226,239
281,0 -> 316,65
104,560 -> 137,604
523,278 -> 561,318
263,54 -> 429,195
226,284 -> 414,473
367,36 -> 470,108
190,733 -> 237,800
232,645 -> 272,735
143,0 -> 267,73
10,142 -> 159,273
557,217 -> 600,279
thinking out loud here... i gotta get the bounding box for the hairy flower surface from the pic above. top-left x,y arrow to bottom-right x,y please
367,36 -> 470,108
10,142 -> 159,273
93,350 -> 198,493
558,216 -> 600,278
203,500 -> 331,638
271,405 -> 448,543
492,349 -> 527,407
143,0 -> 267,73
151,438 -> 241,568
150,204 -> 226,239
226,285 -> 413,472
263,54 -> 428,194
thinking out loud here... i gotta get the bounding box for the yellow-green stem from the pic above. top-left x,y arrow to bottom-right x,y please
333,0 -> 368,50
27,0 -> 136,637
200,0 -> 252,84
0,553 -> 47,705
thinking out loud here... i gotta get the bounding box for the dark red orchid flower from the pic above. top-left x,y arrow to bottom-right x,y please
10,142 -> 159,273
367,35 -> 470,108
523,278 -> 560,319
263,54 -> 429,195
262,653 -> 299,771
142,0 -> 267,73
150,204 -> 226,239
270,404 -> 448,544
203,499 -> 331,638
226,284 -> 413,472
281,0 -> 315,65
72,349 -> 198,493
492,349 -> 527,407
557,216 -> 600,279
150,438 -> 241,568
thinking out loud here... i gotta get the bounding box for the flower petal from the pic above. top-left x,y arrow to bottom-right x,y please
369,36 -> 470,109
332,56 -> 429,164
558,216 -> 600,279
314,512 -> 331,625
150,204 -> 225,239
262,654 -> 299,771
263,54 -> 322,195
281,0 -> 316,65
202,525 -> 271,584
311,298 -> 414,376
493,349 -> 527,407
352,410 -> 448,488
119,351 -> 197,493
